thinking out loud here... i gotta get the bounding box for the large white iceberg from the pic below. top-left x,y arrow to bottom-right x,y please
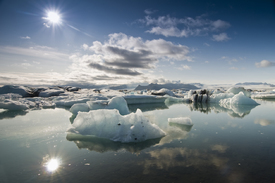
219,92 -> 259,106
209,93 -> 235,103
226,87 -> 251,97
67,109 -> 166,143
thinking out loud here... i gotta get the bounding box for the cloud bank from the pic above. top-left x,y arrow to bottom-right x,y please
77,33 -> 192,76
212,33 -> 230,42
139,14 -> 231,39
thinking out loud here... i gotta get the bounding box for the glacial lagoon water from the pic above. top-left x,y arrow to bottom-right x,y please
0,99 -> 275,183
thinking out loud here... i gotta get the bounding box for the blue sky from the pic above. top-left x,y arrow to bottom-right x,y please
0,0 -> 274,86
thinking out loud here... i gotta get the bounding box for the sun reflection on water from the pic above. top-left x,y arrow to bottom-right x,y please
46,158 -> 60,172
43,155 -> 61,173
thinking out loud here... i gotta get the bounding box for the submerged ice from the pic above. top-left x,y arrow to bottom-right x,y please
67,109 -> 166,143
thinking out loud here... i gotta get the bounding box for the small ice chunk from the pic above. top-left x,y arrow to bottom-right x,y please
70,103 -> 90,114
86,96 -> 129,115
39,89 -> 65,97
151,88 -> 177,97
168,117 -> 193,126
86,100 -> 108,110
67,109 -> 166,143
0,85 -> 33,97
107,96 -> 129,115
0,100 -> 29,110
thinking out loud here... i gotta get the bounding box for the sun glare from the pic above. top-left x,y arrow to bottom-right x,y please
46,11 -> 61,24
46,158 -> 60,172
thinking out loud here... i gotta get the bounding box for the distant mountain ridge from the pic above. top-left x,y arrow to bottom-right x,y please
135,83 -> 199,90
235,82 -> 275,87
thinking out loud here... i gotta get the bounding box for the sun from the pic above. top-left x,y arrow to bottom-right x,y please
46,11 -> 61,24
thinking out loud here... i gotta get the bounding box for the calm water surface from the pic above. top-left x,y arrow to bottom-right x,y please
0,99 -> 275,183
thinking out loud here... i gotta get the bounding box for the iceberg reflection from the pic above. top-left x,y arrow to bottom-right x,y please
169,122 -> 193,132
66,133 -> 161,153
138,147 -> 229,174
128,103 -> 168,112
254,119 -> 275,126
188,103 -> 258,118
0,110 -> 28,120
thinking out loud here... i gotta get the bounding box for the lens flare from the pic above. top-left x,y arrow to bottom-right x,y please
46,158 -> 60,172
46,11 -> 61,24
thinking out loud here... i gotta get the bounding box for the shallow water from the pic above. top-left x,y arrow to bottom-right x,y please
0,99 -> 275,183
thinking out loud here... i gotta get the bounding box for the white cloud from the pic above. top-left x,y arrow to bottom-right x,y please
0,46 -> 69,62
204,43 -> 210,47
144,9 -> 157,15
43,23 -> 50,28
82,44 -> 89,50
139,15 -> 231,38
179,64 -> 191,70
66,33 -> 192,84
146,26 -> 188,37
255,60 -> 275,68
20,36 -> 31,39
229,67 -> 238,70
212,33 -> 230,42
82,33 -> 192,74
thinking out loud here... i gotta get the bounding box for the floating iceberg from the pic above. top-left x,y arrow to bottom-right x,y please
209,93 -> 235,103
219,92 -> 259,106
67,109 -> 166,143
226,87 -> 251,97
71,96 -> 130,115
151,88 -> 177,97
0,85 -> 33,97
0,100 -> 29,110
38,89 -> 65,97
0,96 -> 55,111
87,96 -> 129,115
70,103 -> 90,114
251,90 -> 275,99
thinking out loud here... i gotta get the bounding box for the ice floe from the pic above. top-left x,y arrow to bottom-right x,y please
0,85 -> 34,97
38,89 -> 65,97
67,109 -> 166,143
251,90 -> 275,99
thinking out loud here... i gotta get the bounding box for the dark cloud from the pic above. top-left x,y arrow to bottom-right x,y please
105,46 -> 156,68
92,75 -> 122,80
88,62 -> 142,76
